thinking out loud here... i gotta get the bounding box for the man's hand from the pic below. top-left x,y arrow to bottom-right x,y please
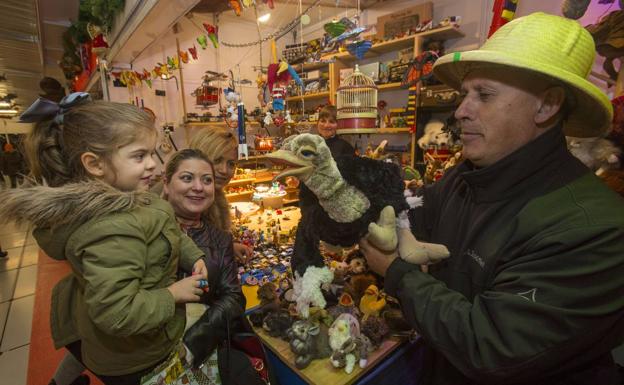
192,258 -> 208,279
358,238 -> 398,277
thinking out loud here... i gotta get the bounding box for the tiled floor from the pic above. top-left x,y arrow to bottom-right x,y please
0,222 -> 37,385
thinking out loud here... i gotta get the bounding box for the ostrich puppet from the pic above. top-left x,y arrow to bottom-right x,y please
266,134 -> 449,317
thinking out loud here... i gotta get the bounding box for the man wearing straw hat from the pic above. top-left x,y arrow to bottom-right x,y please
359,12 -> 624,385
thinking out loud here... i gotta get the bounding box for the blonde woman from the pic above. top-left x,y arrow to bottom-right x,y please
188,126 -> 253,263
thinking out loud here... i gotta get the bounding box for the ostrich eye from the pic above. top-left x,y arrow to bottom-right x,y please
300,149 -> 315,157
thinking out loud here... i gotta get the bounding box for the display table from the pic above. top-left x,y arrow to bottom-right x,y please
254,327 -> 424,385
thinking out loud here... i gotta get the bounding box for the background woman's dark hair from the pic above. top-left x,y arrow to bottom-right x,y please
24,101 -> 155,187
318,105 -> 337,122
164,148 -> 214,183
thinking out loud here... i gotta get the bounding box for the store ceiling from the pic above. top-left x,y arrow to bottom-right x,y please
0,0 -> 77,115
193,0 -> 382,14
0,0 -> 43,112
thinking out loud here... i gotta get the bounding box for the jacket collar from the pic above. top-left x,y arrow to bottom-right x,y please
457,125 -> 587,203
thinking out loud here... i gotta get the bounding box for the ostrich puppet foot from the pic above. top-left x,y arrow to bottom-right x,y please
293,266 -> 334,318
367,206 -> 450,265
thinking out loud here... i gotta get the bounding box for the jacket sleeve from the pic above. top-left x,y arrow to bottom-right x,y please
72,218 -> 176,337
184,232 -> 246,367
385,225 -> 624,383
179,233 -> 204,273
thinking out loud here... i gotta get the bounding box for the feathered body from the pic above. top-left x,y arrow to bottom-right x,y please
294,155 -> 407,275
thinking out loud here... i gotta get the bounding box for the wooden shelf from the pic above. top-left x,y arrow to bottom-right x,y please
184,121 -> 261,127
228,178 -> 255,186
377,82 -> 404,91
286,91 -> 330,102
322,25 -> 464,61
337,127 -> 412,134
283,198 -> 299,205
293,61 -> 333,71
225,191 -> 254,198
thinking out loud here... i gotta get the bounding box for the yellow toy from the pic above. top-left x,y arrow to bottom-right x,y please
359,285 -> 386,321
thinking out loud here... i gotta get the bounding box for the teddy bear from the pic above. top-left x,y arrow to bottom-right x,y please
417,118 -> 453,150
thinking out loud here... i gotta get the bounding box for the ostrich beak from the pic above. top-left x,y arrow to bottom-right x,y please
265,149 -> 315,180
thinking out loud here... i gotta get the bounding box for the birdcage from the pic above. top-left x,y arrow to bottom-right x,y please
336,64 -> 378,129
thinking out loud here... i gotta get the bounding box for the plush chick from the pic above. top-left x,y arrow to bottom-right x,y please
359,285 -> 386,321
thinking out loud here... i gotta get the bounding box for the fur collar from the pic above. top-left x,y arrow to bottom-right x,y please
0,180 -> 149,230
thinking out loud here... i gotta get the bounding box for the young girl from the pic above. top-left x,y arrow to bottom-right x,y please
0,94 -> 207,385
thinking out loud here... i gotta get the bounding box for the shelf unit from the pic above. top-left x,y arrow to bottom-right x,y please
308,26 -> 464,168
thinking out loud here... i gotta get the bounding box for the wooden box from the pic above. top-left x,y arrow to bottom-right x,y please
376,2 -> 433,39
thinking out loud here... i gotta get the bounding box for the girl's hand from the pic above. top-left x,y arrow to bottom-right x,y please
233,242 -> 253,264
192,258 -> 208,279
167,275 -> 204,303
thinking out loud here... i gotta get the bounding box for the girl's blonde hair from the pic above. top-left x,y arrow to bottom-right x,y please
188,126 -> 238,232
25,101 -> 155,187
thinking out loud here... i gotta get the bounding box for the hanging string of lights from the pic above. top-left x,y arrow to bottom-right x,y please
219,0 -> 322,47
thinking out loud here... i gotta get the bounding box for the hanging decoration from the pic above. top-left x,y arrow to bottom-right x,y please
188,45 -> 198,60
197,35 -> 209,49
179,50 -> 189,63
346,40 -> 372,60
203,23 -> 219,48
488,0 -> 519,37
324,19 -> 347,37
229,0 -> 243,16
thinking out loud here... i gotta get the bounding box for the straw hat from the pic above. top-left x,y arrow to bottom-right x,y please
433,12 -> 613,137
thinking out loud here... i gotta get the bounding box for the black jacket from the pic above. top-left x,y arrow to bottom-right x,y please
325,135 -> 355,158
388,127 -> 624,385
183,221 -> 246,367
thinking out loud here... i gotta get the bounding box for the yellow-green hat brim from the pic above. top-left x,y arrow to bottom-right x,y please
433,49 -> 613,138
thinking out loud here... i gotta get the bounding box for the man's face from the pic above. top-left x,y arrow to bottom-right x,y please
454,68 -> 550,167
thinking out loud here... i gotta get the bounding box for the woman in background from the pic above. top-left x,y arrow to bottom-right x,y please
188,126 -> 253,263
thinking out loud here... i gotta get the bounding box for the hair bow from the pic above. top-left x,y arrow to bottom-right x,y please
19,92 -> 91,124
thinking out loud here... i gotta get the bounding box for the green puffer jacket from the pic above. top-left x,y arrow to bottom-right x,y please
0,182 -> 203,376
391,127 -> 624,384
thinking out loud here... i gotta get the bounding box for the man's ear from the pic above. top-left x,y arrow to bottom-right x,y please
535,86 -> 565,126
80,152 -> 106,177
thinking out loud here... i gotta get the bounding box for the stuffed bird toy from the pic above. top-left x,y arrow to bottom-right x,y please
266,134 -> 449,317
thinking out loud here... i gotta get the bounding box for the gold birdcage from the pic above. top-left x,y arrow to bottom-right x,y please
336,64 -> 378,129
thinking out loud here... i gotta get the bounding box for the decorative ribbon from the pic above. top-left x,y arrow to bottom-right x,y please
19,92 -> 91,124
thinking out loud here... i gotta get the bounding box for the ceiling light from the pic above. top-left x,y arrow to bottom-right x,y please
0,109 -> 19,115
0,101 -> 11,108
258,12 -> 271,23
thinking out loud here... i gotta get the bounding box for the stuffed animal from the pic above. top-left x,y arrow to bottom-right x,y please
359,285 -> 386,321
328,314 -> 370,373
417,119 -> 453,150
266,134 -> 449,317
286,320 -> 332,369
566,136 -> 622,175
262,310 -> 293,339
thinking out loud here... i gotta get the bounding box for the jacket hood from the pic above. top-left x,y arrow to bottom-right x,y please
0,181 -> 151,259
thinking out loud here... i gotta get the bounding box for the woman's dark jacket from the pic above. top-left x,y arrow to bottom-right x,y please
183,221 -> 246,367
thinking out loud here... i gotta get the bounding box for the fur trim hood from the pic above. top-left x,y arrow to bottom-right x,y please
0,181 -> 150,230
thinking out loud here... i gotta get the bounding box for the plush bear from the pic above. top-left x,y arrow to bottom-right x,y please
417,119 -> 453,150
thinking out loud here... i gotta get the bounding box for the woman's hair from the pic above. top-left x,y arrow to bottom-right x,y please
24,101 -> 155,187
164,148 -> 214,183
188,126 -> 238,232
318,105 -> 337,122
188,126 -> 238,161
